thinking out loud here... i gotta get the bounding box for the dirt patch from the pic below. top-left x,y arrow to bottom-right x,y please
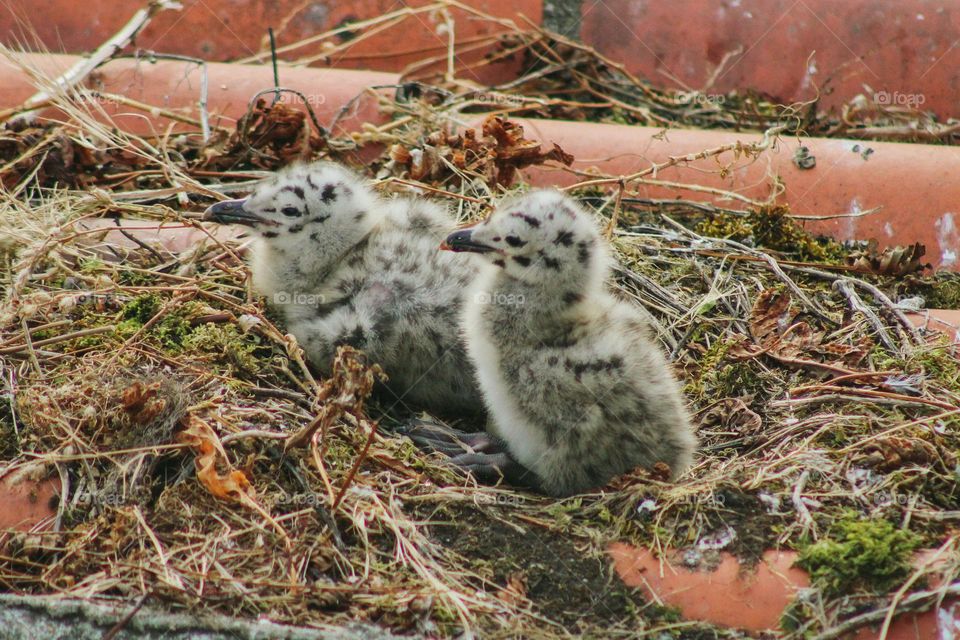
427,504 -> 644,632
709,488 -> 781,568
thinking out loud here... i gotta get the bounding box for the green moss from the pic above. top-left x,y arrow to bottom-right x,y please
796,513 -> 921,597
917,348 -> 960,391
120,294 -> 161,325
117,296 -> 206,349
685,338 -> 766,400
541,498 -> 583,532
927,276 -> 960,308
873,340 -> 960,392
684,339 -> 732,397
696,205 -> 845,262
710,360 -> 764,397
900,272 -> 960,309
116,319 -> 142,338
818,416 -> 873,448
696,213 -> 753,241
117,270 -> 157,286
78,257 -> 105,273
155,313 -> 193,349
71,335 -> 106,350
183,324 -> 260,375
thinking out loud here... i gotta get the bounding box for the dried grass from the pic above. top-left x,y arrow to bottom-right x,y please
0,6 -> 959,638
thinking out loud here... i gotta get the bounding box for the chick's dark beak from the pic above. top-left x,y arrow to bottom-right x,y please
203,198 -> 273,227
441,226 -> 495,253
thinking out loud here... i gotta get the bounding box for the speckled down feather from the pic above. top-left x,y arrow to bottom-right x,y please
458,189 -> 697,495
205,161 -> 483,416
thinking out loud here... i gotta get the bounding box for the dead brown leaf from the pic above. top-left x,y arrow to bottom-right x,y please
202,99 -> 325,170
749,288 -> 792,347
737,289 -> 873,376
388,115 -> 574,187
285,346 -> 386,451
859,436 -> 945,472
699,398 -> 763,434
845,240 -> 930,277
494,571 -> 529,607
177,415 -> 254,502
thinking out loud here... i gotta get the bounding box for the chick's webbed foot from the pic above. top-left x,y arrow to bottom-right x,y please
400,418 -> 498,456
401,418 -> 542,491
448,451 -> 541,492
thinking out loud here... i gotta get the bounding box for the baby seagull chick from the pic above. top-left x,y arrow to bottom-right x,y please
414,190 -> 697,496
204,161 -> 483,416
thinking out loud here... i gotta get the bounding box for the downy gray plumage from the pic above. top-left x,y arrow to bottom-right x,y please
422,189 -> 697,496
204,161 -> 483,416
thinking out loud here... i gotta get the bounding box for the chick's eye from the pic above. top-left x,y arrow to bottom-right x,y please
281,206 -> 301,218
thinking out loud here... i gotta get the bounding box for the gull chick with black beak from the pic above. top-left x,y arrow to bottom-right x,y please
204,161 -> 483,416
410,189 -> 697,496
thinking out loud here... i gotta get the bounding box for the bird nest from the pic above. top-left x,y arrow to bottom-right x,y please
1,15 -> 960,639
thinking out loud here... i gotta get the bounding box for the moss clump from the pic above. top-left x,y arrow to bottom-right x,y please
684,338 -> 731,399
120,294 -> 161,325
78,257 -> 105,273
117,269 -> 157,286
697,205 -> 845,262
685,338 -> 766,400
0,403 -> 19,459
926,275 -> 960,308
797,514 -> 921,597
696,212 -> 752,241
154,313 -> 193,349
873,340 -> 960,392
183,324 -> 260,375
900,272 -> 960,309
117,297 -> 208,349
